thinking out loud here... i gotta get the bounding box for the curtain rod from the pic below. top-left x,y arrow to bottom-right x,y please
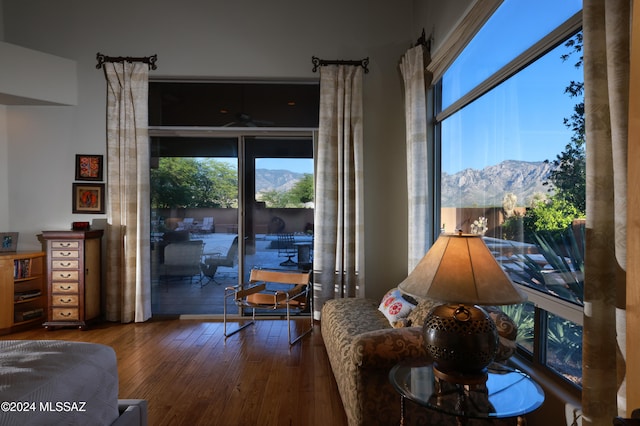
96,53 -> 158,70
415,29 -> 432,53
311,56 -> 369,73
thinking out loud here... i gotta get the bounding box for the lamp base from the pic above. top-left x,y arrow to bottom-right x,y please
422,304 -> 498,376
432,365 -> 488,385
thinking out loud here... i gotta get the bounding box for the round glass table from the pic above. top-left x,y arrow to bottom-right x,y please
389,360 -> 545,425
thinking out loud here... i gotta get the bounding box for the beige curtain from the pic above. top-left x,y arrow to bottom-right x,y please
400,45 -> 433,271
582,0 -> 630,422
103,62 -> 152,323
313,65 -> 365,318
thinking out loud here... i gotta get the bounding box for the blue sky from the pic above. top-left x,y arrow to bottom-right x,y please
441,0 -> 583,175
256,158 -> 313,174
216,157 -> 313,174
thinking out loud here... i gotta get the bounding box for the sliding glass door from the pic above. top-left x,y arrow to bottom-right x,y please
149,131 -> 315,316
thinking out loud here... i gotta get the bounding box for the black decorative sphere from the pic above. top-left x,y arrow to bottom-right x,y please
422,304 -> 498,375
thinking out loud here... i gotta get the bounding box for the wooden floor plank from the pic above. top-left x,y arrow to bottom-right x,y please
1,318 -> 348,426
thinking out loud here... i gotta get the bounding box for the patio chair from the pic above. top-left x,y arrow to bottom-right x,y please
223,269 -> 313,345
160,240 -> 204,284
200,236 -> 238,285
175,217 -> 195,231
199,216 -> 215,233
277,233 -> 296,266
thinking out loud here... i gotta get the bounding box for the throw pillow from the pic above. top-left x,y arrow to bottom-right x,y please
485,306 -> 518,362
406,298 -> 440,327
378,288 -> 417,325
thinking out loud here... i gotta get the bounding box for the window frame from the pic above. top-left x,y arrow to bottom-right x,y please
431,7 -> 584,388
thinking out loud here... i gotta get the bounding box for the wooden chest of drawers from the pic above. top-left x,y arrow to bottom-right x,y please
42,230 -> 103,330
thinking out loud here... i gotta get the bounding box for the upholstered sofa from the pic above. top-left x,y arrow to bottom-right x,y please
321,291 -> 518,426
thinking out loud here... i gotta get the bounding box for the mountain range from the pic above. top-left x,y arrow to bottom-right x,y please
256,160 -> 553,207
255,169 -> 307,193
441,160 -> 554,207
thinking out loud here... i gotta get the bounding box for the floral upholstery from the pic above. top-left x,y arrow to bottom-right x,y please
321,297 -> 445,425
321,296 -> 520,426
485,305 -> 519,362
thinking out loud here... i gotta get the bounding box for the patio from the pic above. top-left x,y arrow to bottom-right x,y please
151,232 -> 313,316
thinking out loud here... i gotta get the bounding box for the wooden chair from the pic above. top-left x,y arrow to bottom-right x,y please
223,269 -> 313,345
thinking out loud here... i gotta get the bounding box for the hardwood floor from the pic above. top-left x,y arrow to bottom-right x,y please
1,318 -> 348,426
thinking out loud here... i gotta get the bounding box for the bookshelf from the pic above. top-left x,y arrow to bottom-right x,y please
0,251 -> 47,334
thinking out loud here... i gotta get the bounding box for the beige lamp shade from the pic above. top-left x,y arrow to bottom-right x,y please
398,233 -> 526,305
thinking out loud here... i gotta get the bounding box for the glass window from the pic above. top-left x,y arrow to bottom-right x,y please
437,0 -> 584,387
442,0 -> 582,110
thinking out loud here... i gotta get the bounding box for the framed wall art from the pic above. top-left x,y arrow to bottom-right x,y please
72,183 -> 105,214
0,232 -> 18,252
75,154 -> 103,181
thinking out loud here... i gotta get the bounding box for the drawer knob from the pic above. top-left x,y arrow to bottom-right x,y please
60,312 -> 72,317
59,298 -> 72,304
58,273 -> 72,278
61,252 -> 72,257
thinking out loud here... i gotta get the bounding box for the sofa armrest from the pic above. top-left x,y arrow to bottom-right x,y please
350,326 -> 428,369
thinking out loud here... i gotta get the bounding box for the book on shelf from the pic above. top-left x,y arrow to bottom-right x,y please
13,259 -> 33,279
14,290 -> 42,302
14,307 -> 44,322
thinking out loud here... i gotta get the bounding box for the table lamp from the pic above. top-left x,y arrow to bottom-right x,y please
398,232 -> 526,381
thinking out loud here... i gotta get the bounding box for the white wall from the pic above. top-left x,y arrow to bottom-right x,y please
0,0 -> 3,41
0,105 -> 7,231
0,1 -> 6,231
412,0 -> 476,53
1,0 -> 418,300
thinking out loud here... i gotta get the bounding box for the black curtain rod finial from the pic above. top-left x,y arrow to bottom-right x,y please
415,28 -> 432,52
96,52 -> 158,70
311,56 -> 370,73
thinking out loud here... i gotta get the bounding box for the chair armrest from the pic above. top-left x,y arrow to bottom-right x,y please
225,283 -> 267,300
285,284 -> 307,299
350,327 -> 428,369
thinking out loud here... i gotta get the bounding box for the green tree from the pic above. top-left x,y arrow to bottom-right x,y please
523,198 -> 581,241
544,32 -> 585,214
258,174 -> 314,208
288,174 -> 314,204
259,190 -> 290,208
151,158 -> 238,209
201,159 -> 238,208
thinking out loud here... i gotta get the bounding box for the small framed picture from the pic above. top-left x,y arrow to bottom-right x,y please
72,183 -> 105,214
0,232 -> 19,252
75,154 -> 103,181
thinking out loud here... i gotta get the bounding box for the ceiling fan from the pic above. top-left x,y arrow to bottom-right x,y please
223,112 -> 275,127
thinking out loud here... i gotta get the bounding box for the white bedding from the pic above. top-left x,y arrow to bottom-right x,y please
0,340 -> 120,426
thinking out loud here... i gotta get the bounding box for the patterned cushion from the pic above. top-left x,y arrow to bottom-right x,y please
378,288 -> 417,325
406,298 -> 440,327
485,305 -> 519,362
